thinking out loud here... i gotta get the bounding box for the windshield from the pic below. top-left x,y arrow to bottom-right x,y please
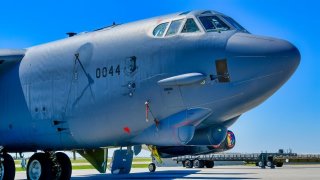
181,18 -> 200,33
166,19 -> 184,36
222,16 -> 248,33
199,16 -> 230,32
153,22 -> 169,37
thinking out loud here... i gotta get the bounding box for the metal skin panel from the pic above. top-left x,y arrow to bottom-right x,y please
0,61 -> 34,151
0,10 -> 300,152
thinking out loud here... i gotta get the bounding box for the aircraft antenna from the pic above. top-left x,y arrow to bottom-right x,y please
145,101 -> 160,128
66,32 -> 77,37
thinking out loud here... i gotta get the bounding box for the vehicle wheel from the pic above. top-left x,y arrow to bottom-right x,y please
185,160 -> 193,168
204,160 -> 214,168
199,160 -> 205,168
27,153 -> 53,180
182,161 -> 186,167
194,160 -> 204,168
267,161 -> 273,167
276,162 -> 283,167
258,161 -> 266,168
148,163 -> 156,172
0,153 -> 15,180
55,152 -> 72,179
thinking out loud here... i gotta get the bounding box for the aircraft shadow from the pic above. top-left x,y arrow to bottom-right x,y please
72,170 -> 259,180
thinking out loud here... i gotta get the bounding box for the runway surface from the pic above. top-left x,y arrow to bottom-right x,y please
16,165 -> 320,179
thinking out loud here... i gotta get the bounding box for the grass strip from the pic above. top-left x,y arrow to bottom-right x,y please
16,158 -> 151,165
16,163 -> 149,172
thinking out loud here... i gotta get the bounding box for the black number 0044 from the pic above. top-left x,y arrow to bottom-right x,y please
96,65 -> 120,78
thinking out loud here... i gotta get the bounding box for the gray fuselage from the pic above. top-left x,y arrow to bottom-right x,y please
0,10 -> 300,152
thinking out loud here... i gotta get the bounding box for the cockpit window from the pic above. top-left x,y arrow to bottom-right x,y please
153,22 -> 169,37
181,18 -> 200,33
166,19 -> 183,36
199,16 -> 230,32
222,16 -> 248,33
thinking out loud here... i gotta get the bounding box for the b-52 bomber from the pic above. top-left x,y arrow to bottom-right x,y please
0,10 -> 300,179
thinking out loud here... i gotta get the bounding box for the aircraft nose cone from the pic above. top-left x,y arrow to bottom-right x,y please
224,33 -> 300,114
283,42 -> 301,71
226,33 -> 300,76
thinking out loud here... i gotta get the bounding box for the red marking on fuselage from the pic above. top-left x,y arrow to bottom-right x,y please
174,119 -> 193,128
123,127 -> 131,134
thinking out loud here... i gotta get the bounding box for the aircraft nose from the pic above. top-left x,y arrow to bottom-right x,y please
226,33 -> 300,76
224,33 -> 300,112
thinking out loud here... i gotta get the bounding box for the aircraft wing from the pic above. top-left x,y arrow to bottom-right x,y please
0,49 -> 26,63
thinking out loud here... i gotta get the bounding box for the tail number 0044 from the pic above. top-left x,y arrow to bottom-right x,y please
96,65 -> 120,78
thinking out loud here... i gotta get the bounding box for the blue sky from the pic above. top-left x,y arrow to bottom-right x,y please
1,0 -> 319,154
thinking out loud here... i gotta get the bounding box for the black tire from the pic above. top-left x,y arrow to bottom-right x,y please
258,161 -> 265,168
194,160 -> 204,168
185,160 -> 193,168
193,160 -> 199,168
182,161 -> 186,167
0,153 -> 16,180
276,162 -> 283,167
148,163 -> 156,173
267,161 -> 273,167
199,160 -> 205,168
204,160 -> 214,168
27,153 -> 53,180
55,152 -> 72,180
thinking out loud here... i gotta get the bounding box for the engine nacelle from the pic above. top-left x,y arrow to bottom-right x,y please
187,126 -> 228,145
152,130 -> 236,158
210,130 -> 236,150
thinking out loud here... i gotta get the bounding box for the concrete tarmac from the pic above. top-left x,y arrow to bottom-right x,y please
15,165 -> 320,179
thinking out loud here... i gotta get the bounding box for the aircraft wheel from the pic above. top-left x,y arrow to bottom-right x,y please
185,160 -> 193,168
0,153 -> 15,180
148,163 -> 156,172
27,153 -> 53,180
194,160 -> 204,168
204,160 -> 214,168
55,152 -> 72,179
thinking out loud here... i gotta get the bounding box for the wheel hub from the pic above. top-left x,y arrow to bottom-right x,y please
28,160 -> 41,180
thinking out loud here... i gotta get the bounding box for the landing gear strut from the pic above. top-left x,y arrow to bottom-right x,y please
26,152 -> 72,180
0,153 -> 15,180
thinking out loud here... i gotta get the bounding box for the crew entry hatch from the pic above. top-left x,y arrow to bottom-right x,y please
215,59 -> 230,83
